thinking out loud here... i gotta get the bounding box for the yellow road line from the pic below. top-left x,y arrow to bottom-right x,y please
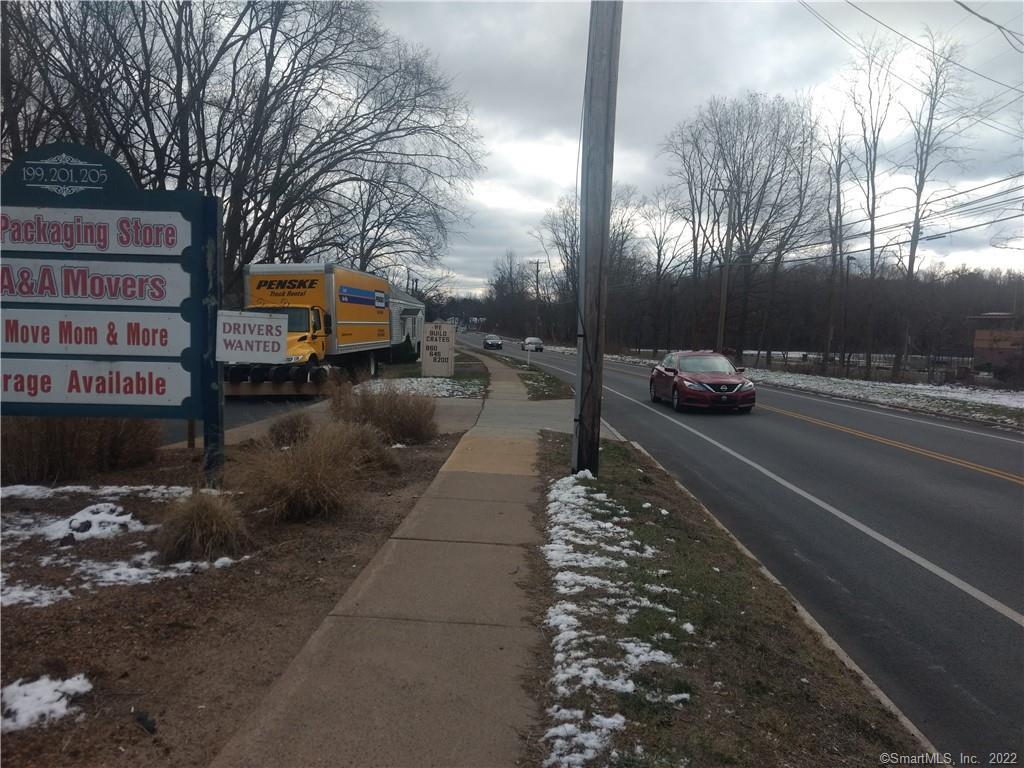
760,403 -> 1024,486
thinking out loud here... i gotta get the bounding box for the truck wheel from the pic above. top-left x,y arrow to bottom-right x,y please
249,366 -> 269,384
293,356 -> 317,384
311,366 -> 329,385
227,365 -> 249,385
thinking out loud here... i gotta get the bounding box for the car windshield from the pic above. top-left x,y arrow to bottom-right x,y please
678,356 -> 735,374
254,307 -> 309,333
486,335 -> 499,341
527,338 -> 541,343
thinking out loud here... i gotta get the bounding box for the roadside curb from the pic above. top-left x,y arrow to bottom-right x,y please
628,438 -> 940,756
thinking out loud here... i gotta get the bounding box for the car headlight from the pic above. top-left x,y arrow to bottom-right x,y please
683,380 -> 703,390
740,380 -> 754,391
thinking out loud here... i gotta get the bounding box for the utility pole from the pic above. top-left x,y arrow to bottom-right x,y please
714,189 -> 734,354
573,0 -> 623,475
530,259 -> 542,335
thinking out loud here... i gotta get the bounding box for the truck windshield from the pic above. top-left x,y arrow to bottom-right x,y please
249,307 -> 309,332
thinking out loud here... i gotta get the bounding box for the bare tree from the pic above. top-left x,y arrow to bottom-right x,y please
1,1 -> 482,301
891,29 -> 970,378
663,116 -> 725,348
758,98 -> 825,366
638,186 -> 688,356
848,33 -> 900,379
820,116 -> 849,371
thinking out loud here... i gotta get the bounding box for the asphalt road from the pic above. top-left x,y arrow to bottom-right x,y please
464,332 -> 1024,757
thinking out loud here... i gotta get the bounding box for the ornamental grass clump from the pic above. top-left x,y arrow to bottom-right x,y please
267,410 -> 313,448
157,493 -> 251,564
248,421 -> 397,522
330,381 -> 437,445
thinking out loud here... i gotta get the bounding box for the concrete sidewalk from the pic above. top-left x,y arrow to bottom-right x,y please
211,353 -> 560,768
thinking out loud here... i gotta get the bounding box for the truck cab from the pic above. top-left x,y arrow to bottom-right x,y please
244,304 -> 332,366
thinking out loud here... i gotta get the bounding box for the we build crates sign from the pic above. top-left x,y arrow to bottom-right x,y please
1,144 -> 221,419
422,322 -> 455,377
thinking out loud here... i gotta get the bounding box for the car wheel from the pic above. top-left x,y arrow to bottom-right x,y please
649,380 -> 660,403
671,387 -> 683,412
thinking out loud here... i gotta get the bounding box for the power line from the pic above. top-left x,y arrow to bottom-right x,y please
843,213 -> 1021,257
847,1 -> 1024,92
953,1 -> 1024,52
835,172 -> 1023,230
884,89 -> 1023,160
678,187 -> 1023,268
790,193 -> 1024,256
800,1 -> 1024,140
538,208 -> 1020,302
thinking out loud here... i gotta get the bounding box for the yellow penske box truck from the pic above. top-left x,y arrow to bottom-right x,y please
227,263 -> 391,385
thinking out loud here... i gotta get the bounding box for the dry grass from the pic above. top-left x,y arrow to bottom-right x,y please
267,410 -> 313,448
246,421 -> 398,522
533,433 -> 922,767
157,493 -> 252,563
329,381 -> 437,444
0,417 -> 161,484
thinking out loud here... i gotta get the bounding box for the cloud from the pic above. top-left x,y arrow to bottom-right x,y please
375,1 -> 1023,293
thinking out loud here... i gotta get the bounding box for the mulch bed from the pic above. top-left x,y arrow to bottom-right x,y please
1,434 -> 459,768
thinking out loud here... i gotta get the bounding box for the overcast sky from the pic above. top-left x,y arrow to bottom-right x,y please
375,1 -> 1024,295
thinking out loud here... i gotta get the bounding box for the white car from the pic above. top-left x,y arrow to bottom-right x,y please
521,337 -> 544,351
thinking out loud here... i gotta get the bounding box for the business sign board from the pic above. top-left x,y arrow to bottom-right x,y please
1,143 -> 221,426
216,310 -> 287,364
422,322 -> 455,377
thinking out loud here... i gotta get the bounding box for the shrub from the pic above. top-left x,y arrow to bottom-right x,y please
0,417 -> 161,485
392,335 -> 417,364
267,410 -> 313,448
331,382 -> 437,445
157,493 -> 251,563
247,421 -> 397,522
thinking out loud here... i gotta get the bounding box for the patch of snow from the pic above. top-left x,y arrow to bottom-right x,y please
540,471 -> 687,767
641,503 -> 652,509
357,377 -> 484,399
0,573 -> 74,608
1,674 -> 92,732
681,622 -> 696,635
746,368 -> 1022,427
2,549 -> 247,607
40,503 -> 150,542
0,485 -> 221,502
390,443 -> 407,449
644,584 -> 680,595
666,693 -> 691,704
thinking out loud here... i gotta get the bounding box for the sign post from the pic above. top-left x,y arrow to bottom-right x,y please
1,144 -> 224,482
422,322 -> 455,377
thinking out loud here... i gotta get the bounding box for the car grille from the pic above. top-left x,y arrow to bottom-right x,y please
701,382 -> 741,394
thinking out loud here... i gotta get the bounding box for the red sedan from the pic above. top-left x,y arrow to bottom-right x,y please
649,351 -> 755,413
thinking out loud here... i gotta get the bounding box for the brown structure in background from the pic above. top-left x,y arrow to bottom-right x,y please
969,312 -> 1024,383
